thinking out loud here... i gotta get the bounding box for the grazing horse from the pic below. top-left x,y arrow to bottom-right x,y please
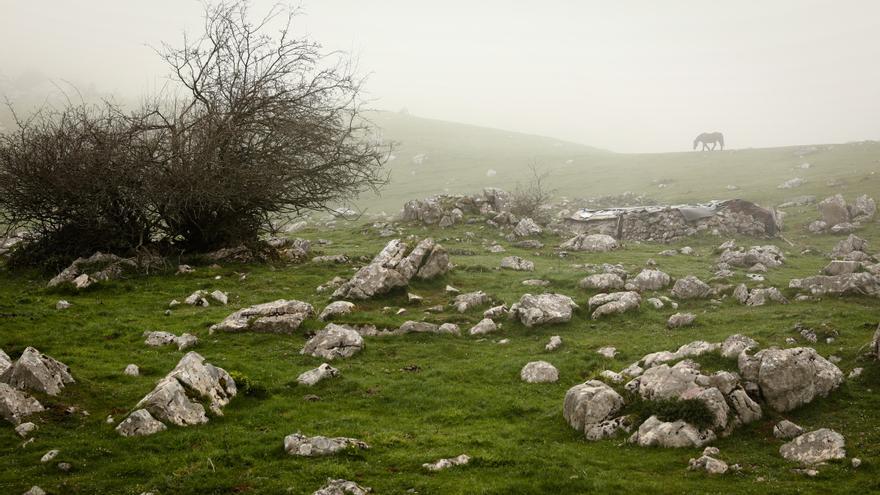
693,132 -> 724,151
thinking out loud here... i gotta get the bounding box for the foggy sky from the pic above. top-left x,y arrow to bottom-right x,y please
1,0 -> 879,152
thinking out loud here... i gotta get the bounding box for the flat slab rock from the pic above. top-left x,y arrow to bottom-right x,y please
423,454 -> 471,471
0,347 -> 74,396
284,433 -> 369,457
301,324 -> 365,360
510,293 -> 579,327
780,428 -> 846,465
211,299 -> 315,334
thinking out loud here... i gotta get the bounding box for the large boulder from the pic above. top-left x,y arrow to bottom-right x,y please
671,276 -> 712,300
509,293 -> 579,327
0,382 -> 44,425
630,269 -> 671,291
283,433 -> 369,457
588,291 -> 641,319
818,194 -> 850,226
127,352 -> 236,432
211,299 -> 315,334
628,416 -> 716,448
520,361 -> 559,383
738,347 -> 843,412
301,324 -> 364,360
563,380 -> 625,432
779,429 -> 846,465
333,238 -> 449,300
0,347 -> 74,396
560,234 -> 619,252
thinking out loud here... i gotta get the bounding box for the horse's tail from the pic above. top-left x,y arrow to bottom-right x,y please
718,133 -> 725,150
693,135 -> 700,150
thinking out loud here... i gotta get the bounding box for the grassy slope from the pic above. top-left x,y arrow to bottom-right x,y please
1,115 -> 880,494
363,111 -> 880,213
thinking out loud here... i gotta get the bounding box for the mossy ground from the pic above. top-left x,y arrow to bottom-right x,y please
1,200 -> 879,494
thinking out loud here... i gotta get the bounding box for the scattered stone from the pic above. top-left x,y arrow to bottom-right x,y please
629,416 -> 716,448
520,361 -> 559,383
720,334 -> 758,359
14,421 -> 36,437
0,383 -> 44,425
283,433 -> 368,457
454,291 -> 491,312
852,457 -> 862,468
332,238 -> 450,299
312,478 -> 371,495
671,276 -> 712,299
0,347 -> 74,396
124,364 -> 140,376
688,455 -> 729,474
302,324 -> 365,360
667,312 -> 696,329
560,233 -> 619,252
597,346 -> 618,359
513,217 -> 543,237
483,304 -> 508,319
40,449 -> 59,463
780,428 -> 846,464
55,300 -> 71,310
818,194 -> 850,226
522,279 -> 550,287
297,363 -> 340,386
115,409 -> 167,437
319,301 -> 355,321
47,252 -> 138,289
211,299 -> 315,334
579,273 -> 625,291
423,454 -> 471,471
545,335 -> 562,351
500,256 -> 534,271
185,290 -> 210,307
646,297 -> 664,309
588,291 -> 641,319
469,318 -> 498,336
509,293 -> 579,327
210,290 -> 228,305
630,269 -> 671,291
774,420 -> 805,440
600,370 -> 624,383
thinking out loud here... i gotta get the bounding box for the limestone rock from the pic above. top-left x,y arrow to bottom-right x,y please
454,291 -> 491,313
469,318 -> 498,335
301,324 -> 364,360
589,291 -> 641,319
579,273 -> 625,291
319,301 -> 355,321
667,312 -> 696,329
560,234 -> 619,252
728,389 -> 762,425
545,335 -> 562,351
211,299 -> 315,334
818,194 -> 850,226
313,479 -> 372,495
297,363 -> 340,386
780,429 -> 846,465
115,409 -> 167,437
520,361 -> 559,383
630,269 -> 671,291
671,276 -> 712,299
423,454 -> 471,471
721,334 -> 758,359
738,347 -> 843,412
500,256 -> 534,271
830,234 -> 868,258
629,415 -> 717,448
513,217 -> 543,237
332,238 -> 449,299
0,382 -> 44,425
509,293 -> 579,327
124,364 -> 140,376
0,347 -> 74,396
283,433 -> 368,456
563,380 -> 625,432
47,252 -> 137,288
688,455 -> 728,474
788,273 -> 880,297
774,420 -> 805,440
0,349 -> 10,376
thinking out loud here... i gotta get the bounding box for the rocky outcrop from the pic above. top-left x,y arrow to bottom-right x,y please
0,382 -> 44,425
520,361 -> 559,383
0,347 -> 74,396
788,273 -> 880,297
47,252 -> 138,289
513,218 -> 543,237
588,291 -> 641,319
509,293 -> 579,327
211,300 -> 315,334
119,352 -> 236,434
830,234 -> 869,259
332,239 -> 449,299
560,234 -> 619,252
283,433 -> 369,457
780,429 -> 846,465
738,347 -> 843,412
301,324 -> 364,360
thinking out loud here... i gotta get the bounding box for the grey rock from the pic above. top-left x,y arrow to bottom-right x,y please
319,301 -> 355,321
584,416 -> 632,441
500,255 -> 534,271
0,347 -> 74,396
115,409 -> 167,437
124,364 -> 140,376
312,478 -> 372,495
283,433 -> 369,457
301,324 -> 365,360
454,291 -> 491,313
520,361 -> 559,383
510,293 -> 579,327
780,428 -> 846,465
513,217 -> 543,237
483,304 -> 508,319
545,335 -> 562,351
423,454 -> 471,471
721,334 -> 758,359
0,383 -> 44,425
773,419 -> 805,440
14,421 -> 36,437
469,318 -> 498,335
788,273 -> 880,297
630,269 -> 672,291
667,312 -> 696,329
589,291 -> 641,319
563,380 -> 625,431
728,389 -> 762,425
738,347 -> 843,412
297,363 -> 340,386
579,273 -> 625,291
671,276 -> 712,299
560,234 -> 619,252
629,415 -> 717,448
688,455 -> 728,474
211,299 -> 315,334
818,194 -> 850,226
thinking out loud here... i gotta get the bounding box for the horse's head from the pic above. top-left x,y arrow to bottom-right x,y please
693,135 -> 701,150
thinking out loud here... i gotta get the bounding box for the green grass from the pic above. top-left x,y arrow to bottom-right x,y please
2,116 -> 880,493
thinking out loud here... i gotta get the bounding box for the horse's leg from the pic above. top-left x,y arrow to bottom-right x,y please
702,142 -> 708,151
711,142 -> 717,150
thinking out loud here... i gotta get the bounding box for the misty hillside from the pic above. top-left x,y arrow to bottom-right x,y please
363,110 -> 880,213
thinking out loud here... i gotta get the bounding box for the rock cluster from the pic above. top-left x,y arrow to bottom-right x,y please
283,433 -> 369,457
312,479 -> 371,495
144,331 -> 198,351
400,188 -> 512,227
332,238 -> 449,299
47,252 -> 139,289
116,352 -> 236,436
809,194 -> 875,233
500,255 -> 534,271
732,284 -> 789,306
211,299 -> 315,334
718,244 -> 785,269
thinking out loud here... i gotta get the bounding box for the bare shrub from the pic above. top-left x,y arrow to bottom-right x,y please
509,163 -> 555,223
